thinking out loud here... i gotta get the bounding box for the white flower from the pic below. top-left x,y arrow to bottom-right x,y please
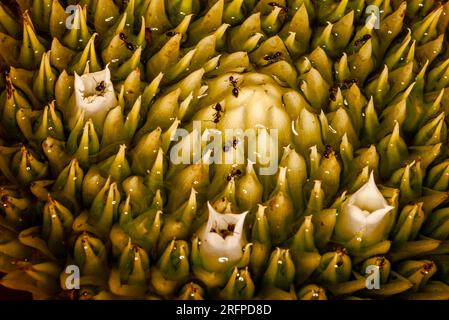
199,202 -> 248,272
335,172 -> 394,248
74,65 -> 117,127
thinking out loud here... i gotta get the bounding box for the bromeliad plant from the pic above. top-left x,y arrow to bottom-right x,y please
1,0 -> 449,300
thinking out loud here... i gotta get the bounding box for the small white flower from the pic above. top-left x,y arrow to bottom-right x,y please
74,65 -> 117,127
335,172 -> 394,247
199,202 -> 248,272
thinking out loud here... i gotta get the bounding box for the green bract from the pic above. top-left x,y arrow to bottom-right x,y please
1,0 -> 449,300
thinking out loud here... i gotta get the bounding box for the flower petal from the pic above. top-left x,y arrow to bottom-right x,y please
200,202 -> 248,271
335,203 -> 366,242
74,66 -> 117,127
349,171 -> 387,211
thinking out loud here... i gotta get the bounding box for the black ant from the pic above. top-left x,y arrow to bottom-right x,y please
166,31 -> 178,37
92,77 -> 107,96
329,85 -> 339,101
211,221 -> 236,238
342,78 -> 358,89
211,103 -> 223,123
125,42 -> 134,51
95,80 -> 106,93
354,34 -> 371,47
232,138 -> 238,149
226,168 -> 242,181
421,263 -> 434,275
266,52 -> 282,60
119,32 -> 135,51
329,79 -> 358,94
263,51 -> 283,65
323,145 -> 333,158
212,112 -> 221,123
229,76 -> 240,97
213,103 -> 223,112
268,2 -> 288,14
222,138 -> 238,152
4,71 -> 14,99
229,76 -> 238,86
